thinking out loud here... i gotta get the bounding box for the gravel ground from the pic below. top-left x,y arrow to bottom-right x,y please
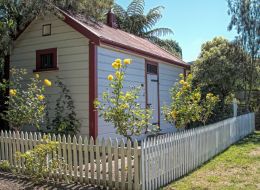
0,172 -> 99,190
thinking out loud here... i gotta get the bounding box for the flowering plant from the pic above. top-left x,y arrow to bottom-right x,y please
162,74 -> 219,128
95,59 -> 154,140
0,68 -> 51,131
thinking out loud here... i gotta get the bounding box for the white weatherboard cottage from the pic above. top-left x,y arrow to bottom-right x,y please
8,9 -> 190,140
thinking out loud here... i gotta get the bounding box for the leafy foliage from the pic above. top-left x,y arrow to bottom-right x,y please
227,0 -> 260,108
162,74 -> 219,128
50,78 -> 80,136
155,39 -> 183,58
193,37 -> 249,111
113,0 -> 182,58
0,69 -> 51,131
95,58 -> 155,139
0,160 -> 11,172
16,136 -> 65,183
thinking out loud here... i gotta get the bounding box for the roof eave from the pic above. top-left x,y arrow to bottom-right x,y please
100,38 -> 190,69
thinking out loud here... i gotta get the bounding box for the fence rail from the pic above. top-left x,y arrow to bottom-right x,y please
141,113 -> 255,190
0,113 -> 255,189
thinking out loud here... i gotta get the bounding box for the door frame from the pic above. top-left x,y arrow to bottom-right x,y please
145,60 -> 160,126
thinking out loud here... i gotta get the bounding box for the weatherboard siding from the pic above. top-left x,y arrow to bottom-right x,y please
97,46 -> 146,140
10,15 -> 90,135
159,62 -> 183,133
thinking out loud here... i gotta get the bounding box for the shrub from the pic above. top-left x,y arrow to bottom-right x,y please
49,78 -> 80,136
95,58 -> 156,140
0,69 -> 51,131
16,136 -> 65,183
162,74 -> 219,128
0,160 -> 11,172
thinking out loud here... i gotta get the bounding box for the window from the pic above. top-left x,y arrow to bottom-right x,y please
42,24 -> 51,36
35,48 -> 58,72
147,63 -> 158,74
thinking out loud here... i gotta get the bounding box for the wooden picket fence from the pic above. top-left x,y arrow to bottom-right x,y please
0,113 -> 255,189
141,113 -> 255,190
0,132 -> 142,190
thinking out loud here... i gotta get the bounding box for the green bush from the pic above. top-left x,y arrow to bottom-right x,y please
16,136 -> 65,183
0,160 -> 11,172
162,74 -> 219,128
48,78 -> 80,136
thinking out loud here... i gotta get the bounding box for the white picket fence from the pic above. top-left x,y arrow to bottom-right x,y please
0,133 -> 142,190
0,113 -> 255,189
141,113 -> 255,190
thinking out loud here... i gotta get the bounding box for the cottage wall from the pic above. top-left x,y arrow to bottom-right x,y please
97,46 -> 184,139
10,15 -> 90,135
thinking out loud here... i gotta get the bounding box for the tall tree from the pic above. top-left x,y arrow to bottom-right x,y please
193,37 -> 249,111
227,0 -> 260,108
113,0 -> 182,58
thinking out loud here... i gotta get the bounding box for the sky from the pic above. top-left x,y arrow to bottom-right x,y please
116,0 -> 237,62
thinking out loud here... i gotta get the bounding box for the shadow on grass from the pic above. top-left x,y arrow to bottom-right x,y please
236,132 -> 260,146
0,172 -> 99,190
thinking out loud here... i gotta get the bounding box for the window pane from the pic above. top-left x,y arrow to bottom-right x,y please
40,54 -> 53,69
147,64 -> 158,74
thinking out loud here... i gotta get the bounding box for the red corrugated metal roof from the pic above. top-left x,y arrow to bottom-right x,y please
61,10 -> 189,67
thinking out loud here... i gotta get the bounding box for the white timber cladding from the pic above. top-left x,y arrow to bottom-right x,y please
97,46 -> 184,139
10,15 -> 90,135
97,47 -> 146,140
159,62 -> 183,133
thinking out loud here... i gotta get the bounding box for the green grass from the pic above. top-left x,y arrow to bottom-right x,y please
164,132 -> 260,190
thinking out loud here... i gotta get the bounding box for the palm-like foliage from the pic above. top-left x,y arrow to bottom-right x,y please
113,0 -> 182,58
113,0 -> 173,41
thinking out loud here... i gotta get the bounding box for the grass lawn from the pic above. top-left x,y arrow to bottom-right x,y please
164,131 -> 260,190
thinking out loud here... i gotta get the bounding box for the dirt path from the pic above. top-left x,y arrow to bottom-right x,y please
0,172 -> 99,190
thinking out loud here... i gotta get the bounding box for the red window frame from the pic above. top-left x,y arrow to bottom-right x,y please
34,48 -> 58,72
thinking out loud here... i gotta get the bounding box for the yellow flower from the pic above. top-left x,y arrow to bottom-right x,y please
124,59 -> 132,65
115,59 -> 122,64
112,62 -> 118,69
171,110 -> 177,119
176,91 -> 181,97
179,73 -> 184,78
107,74 -> 114,81
35,74 -> 40,79
44,79 -> 52,87
9,89 -> 17,96
37,95 -> 45,101
179,80 -> 185,85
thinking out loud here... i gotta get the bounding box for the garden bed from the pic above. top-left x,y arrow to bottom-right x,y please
0,171 -> 99,190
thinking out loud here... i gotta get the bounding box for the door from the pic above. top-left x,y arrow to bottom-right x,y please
146,63 -> 159,125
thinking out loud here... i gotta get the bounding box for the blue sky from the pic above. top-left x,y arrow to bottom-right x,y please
116,0 -> 237,62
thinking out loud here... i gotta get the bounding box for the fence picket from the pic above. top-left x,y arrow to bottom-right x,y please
83,137 -> 89,184
95,138 -> 101,186
78,136 -> 83,184
101,138 -> 106,188
114,139 -> 119,189
108,139 -> 113,189
62,135 -> 68,182
89,137 -> 95,184
73,136 -> 78,182
127,139 -> 133,190
120,139 -> 126,190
